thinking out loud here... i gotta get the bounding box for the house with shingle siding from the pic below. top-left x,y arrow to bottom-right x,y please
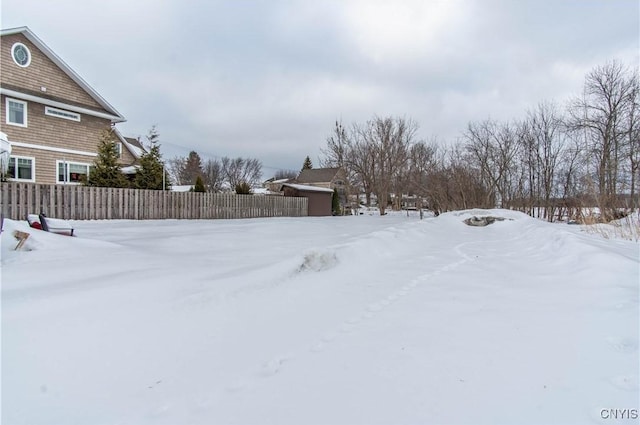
295,167 -> 347,191
295,167 -> 350,208
0,26 -> 140,185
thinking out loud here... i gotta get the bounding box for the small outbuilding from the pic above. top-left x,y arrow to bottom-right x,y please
281,183 -> 334,216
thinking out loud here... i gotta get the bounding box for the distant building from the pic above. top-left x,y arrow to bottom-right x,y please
281,183 -> 333,216
295,167 -> 349,209
295,167 -> 346,191
263,177 -> 291,194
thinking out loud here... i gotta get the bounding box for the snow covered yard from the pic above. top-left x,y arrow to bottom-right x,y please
1,210 -> 638,425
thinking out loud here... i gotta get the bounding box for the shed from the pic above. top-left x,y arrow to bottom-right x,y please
281,183 -> 334,216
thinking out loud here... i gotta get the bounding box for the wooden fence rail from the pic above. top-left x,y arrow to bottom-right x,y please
0,183 -> 308,220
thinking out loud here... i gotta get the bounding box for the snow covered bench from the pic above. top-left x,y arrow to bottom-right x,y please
27,214 -> 74,236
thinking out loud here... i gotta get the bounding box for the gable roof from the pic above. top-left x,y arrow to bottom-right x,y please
123,137 -> 146,159
114,128 -> 146,159
296,168 -> 341,184
0,26 -> 125,122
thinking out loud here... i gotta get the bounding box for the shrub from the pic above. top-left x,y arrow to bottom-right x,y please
235,182 -> 252,194
194,175 -> 206,192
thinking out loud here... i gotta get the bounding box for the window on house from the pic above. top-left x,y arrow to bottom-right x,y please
45,106 -> 81,122
115,142 -> 122,158
11,43 -> 31,67
7,156 -> 35,181
57,161 -> 91,184
6,98 -> 27,127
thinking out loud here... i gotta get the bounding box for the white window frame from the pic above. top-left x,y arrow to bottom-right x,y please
6,98 -> 27,127
115,142 -> 122,158
56,160 -> 91,185
6,155 -> 36,182
11,42 -> 31,68
45,106 -> 81,122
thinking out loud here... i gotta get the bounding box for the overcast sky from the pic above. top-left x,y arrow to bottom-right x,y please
2,0 -> 638,175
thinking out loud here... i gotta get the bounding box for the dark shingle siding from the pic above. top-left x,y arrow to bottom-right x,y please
296,168 -> 340,184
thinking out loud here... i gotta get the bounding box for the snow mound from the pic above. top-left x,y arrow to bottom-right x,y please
445,208 -> 532,221
293,225 -> 418,275
580,211 -> 640,242
297,249 -> 339,272
1,219 -> 122,263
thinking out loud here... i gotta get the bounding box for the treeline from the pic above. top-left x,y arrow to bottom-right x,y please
87,125 -> 264,194
166,152 -> 262,194
322,60 -> 639,221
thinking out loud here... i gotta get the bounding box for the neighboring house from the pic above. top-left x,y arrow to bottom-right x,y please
295,167 -> 346,191
0,26 -> 139,185
281,183 -> 334,216
117,133 -> 146,176
263,177 -> 291,193
295,167 -> 348,208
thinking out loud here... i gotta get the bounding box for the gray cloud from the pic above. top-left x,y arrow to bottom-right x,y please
2,0 -> 638,175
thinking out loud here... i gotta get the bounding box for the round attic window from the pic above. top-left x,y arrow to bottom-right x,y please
12,43 -> 31,67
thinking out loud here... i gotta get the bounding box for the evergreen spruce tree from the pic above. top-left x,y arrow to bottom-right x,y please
184,151 -> 204,184
134,126 -> 169,190
194,175 -> 206,192
332,188 -> 341,215
87,129 -> 128,187
301,155 -> 313,171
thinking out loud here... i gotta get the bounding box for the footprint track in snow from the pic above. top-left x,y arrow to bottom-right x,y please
608,375 -> 639,392
606,337 -> 639,353
305,247 -> 477,357
258,356 -> 290,377
222,240 -> 486,394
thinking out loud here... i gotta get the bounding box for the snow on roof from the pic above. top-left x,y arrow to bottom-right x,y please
252,188 -> 282,195
281,183 -> 334,193
122,139 -> 144,159
0,131 -> 10,173
0,131 -> 10,153
120,165 -> 139,175
113,128 -> 145,159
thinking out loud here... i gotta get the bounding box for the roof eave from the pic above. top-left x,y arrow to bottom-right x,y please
113,128 -> 143,159
1,26 -> 126,122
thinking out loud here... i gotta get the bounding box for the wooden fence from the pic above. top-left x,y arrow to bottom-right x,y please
0,183 -> 308,220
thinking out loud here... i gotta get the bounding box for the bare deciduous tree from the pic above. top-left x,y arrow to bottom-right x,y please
568,60 -> 638,219
369,117 -> 414,214
464,119 -> 520,208
624,72 -> 640,210
203,158 -> 224,192
221,157 -> 262,190
274,169 -> 298,180
319,61 -> 637,221
166,156 -> 186,186
407,141 -> 438,200
322,116 -> 416,214
522,102 -> 567,220
322,120 -> 375,206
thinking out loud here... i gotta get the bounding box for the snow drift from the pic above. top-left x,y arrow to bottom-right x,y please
1,210 -> 638,425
